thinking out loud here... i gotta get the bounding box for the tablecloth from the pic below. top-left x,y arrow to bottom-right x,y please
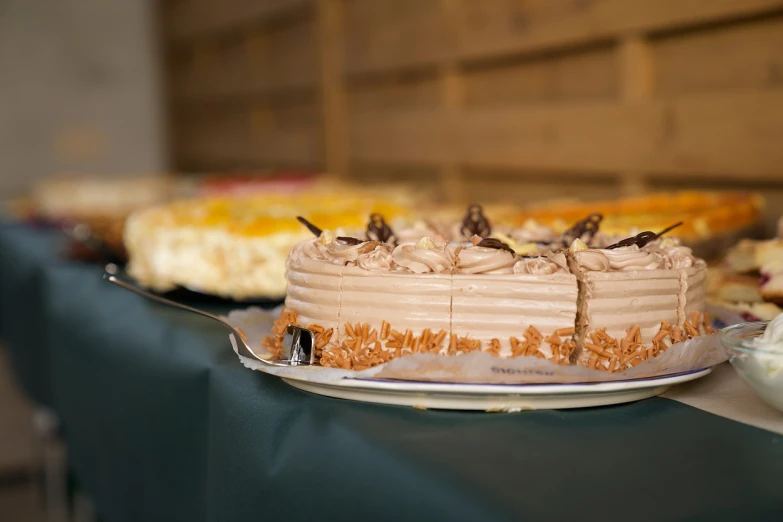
2,222 -> 783,522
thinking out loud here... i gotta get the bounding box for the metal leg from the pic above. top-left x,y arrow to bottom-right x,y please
32,408 -> 69,522
72,491 -> 96,522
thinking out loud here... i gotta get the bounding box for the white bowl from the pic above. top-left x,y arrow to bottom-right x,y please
719,321 -> 783,412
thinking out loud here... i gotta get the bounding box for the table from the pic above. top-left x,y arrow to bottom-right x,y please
2,222 -> 783,522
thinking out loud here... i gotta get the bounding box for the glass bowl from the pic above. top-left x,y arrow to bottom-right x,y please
719,321 -> 783,412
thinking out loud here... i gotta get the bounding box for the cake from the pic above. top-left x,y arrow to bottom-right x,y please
124,193 -> 411,299
506,191 -> 763,243
265,210 -> 711,372
718,223 -> 783,307
761,261 -> 783,303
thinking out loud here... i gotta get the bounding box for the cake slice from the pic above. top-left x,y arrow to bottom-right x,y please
756,240 -> 783,268
712,300 -> 783,321
717,273 -> 762,304
760,262 -> 783,303
725,239 -> 760,273
450,273 -> 578,362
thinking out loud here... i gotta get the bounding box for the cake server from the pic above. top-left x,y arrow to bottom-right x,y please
102,264 -> 316,367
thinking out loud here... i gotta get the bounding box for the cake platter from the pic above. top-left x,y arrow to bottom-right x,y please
280,368 -> 713,411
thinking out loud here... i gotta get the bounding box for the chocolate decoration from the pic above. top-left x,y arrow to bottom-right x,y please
461,204 -> 491,239
366,213 -> 396,244
297,215 -> 365,245
476,238 -> 516,254
605,221 -> 684,250
561,213 -> 603,246
296,216 -> 323,237
336,236 -> 364,245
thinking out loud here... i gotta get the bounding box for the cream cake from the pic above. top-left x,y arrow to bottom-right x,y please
720,223 -> 783,306
265,214 -> 711,372
124,193 -> 410,299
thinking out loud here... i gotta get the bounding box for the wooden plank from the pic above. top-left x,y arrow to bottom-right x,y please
461,171 -> 621,205
347,73 -> 441,113
437,0 -> 465,203
317,0 -> 348,177
349,108 -> 448,164
341,0 -> 447,75
620,37 -> 654,102
173,102 -> 322,167
349,90 -> 783,180
169,19 -> 319,101
618,36 -> 655,195
248,105 -> 323,165
461,45 -> 617,108
245,19 -> 319,93
453,0 -> 783,63
164,0 -> 311,43
654,14 -> 783,95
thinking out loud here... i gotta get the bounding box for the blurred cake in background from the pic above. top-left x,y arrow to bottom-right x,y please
501,191 -> 764,260
16,171 -> 341,262
29,176 -> 178,259
31,176 -> 176,221
709,216 -> 783,320
124,190 -> 414,300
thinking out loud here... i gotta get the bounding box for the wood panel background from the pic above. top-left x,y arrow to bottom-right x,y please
160,0 -> 783,225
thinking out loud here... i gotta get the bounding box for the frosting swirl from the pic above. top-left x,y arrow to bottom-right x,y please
514,251 -> 569,275
602,245 -> 663,270
457,246 -> 517,274
392,238 -> 455,274
295,231 -> 380,265
643,237 -> 695,269
575,250 -> 611,272
659,246 -> 695,269
354,244 -> 394,271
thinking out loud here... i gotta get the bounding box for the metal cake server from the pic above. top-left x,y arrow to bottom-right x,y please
102,264 -> 315,367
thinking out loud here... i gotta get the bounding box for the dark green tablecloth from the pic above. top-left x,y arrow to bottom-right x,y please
2,222 -> 783,522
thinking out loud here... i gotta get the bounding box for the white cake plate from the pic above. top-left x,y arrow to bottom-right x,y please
283,367 -> 713,411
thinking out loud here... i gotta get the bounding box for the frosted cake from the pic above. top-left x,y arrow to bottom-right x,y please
265,208 -> 712,372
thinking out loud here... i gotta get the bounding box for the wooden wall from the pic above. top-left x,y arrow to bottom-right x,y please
160,0 -> 783,216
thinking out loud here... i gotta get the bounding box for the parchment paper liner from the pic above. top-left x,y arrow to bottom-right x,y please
227,303 -> 740,385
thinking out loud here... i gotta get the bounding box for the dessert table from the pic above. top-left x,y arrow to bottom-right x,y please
2,221 -> 783,522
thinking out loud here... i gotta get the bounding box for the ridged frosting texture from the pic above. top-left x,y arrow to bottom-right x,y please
452,273 -> 578,356
284,235 -> 706,360
581,270 -> 681,345
285,256 -> 343,341
340,267 -> 452,343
